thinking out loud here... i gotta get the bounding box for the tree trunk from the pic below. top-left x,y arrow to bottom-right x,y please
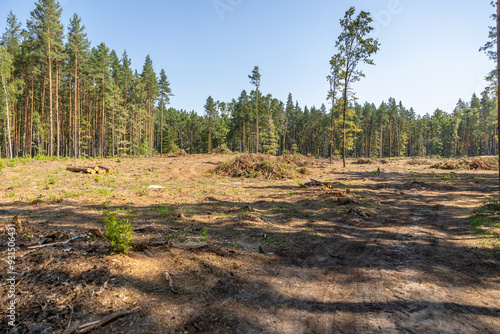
342,81 -> 348,168
330,106 -> 334,163
497,0 -> 500,201
160,97 -> 164,156
243,118 -> 246,152
74,51 -> 78,157
41,70 -> 46,154
1,71 -> 12,159
208,109 -> 212,152
379,119 -> 383,158
56,61 -> 60,157
48,37 -> 53,157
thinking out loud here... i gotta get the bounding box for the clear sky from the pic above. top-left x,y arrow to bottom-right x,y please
0,0 -> 495,115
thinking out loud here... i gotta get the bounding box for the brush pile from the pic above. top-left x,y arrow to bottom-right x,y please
166,149 -> 188,157
406,158 -> 429,165
213,154 -> 308,179
352,158 -> 373,164
210,144 -> 233,155
431,157 -> 498,171
276,153 -> 316,167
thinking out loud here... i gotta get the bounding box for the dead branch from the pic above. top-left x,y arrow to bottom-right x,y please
164,271 -> 178,294
75,307 -> 140,333
27,235 -> 84,249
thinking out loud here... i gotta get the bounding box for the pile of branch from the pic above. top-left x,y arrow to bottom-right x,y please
352,158 -> 373,164
212,154 -> 299,180
66,165 -> 114,174
431,157 -> 498,171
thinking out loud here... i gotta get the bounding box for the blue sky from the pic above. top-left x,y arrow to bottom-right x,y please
0,0 -> 495,115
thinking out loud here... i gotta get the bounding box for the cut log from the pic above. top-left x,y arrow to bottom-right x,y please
98,165 -> 113,173
66,166 -> 95,174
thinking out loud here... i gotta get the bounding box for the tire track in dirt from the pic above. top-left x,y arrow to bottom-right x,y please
314,174 -> 500,333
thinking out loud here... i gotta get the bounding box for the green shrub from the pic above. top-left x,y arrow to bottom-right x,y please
103,210 -> 134,254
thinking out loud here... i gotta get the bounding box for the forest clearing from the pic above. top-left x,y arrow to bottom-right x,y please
1,1 -> 500,333
0,153 -> 499,333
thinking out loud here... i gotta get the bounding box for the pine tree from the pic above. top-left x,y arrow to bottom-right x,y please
2,11 -> 22,57
205,96 -> 216,152
327,54 -> 342,162
0,46 -> 15,158
27,0 -> 64,156
158,69 -> 173,156
283,93 -> 293,153
141,55 -> 158,155
120,50 -> 133,155
67,13 -> 89,157
249,66 -> 261,153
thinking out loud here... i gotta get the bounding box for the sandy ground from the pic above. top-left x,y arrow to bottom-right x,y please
0,154 -> 499,333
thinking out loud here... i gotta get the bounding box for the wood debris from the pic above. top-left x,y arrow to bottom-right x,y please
164,271 -> 178,294
171,240 -> 208,249
66,165 -> 113,174
300,179 -> 334,188
28,235 -> 84,249
74,306 -> 140,333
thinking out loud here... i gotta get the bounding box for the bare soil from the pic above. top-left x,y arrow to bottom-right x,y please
1,155 -> 499,333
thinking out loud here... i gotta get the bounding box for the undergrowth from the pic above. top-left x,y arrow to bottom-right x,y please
103,210 -> 134,254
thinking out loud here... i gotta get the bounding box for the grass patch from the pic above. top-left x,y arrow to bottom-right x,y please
152,205 -> 176,215
470,202 -> 500,250
96,188 -> 114,196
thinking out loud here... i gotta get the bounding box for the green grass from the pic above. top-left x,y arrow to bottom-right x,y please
152,205 -> 176,215
97,188 -> 114,196
62,190 -> 81,198
470,202 -> 500,249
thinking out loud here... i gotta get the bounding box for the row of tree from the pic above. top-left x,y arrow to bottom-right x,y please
182,91 -> 498,159
0,1 -> 497,159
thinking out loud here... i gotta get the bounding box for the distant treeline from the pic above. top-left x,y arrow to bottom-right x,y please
0,1 -> 496,159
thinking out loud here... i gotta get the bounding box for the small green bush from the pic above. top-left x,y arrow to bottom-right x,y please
103,210 -> 134,254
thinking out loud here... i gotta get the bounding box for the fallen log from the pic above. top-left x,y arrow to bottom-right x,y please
66,165 -> 113,174
98,165 -> 114,173
66,166 -> 96,174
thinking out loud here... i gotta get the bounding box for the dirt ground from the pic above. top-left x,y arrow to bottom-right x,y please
0,154 -> 499,333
